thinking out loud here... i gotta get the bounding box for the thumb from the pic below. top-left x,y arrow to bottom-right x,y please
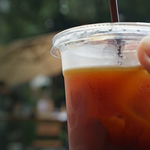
137,36 -> 150,74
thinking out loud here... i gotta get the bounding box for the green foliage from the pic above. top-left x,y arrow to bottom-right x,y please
118,0 -> 150,22
67,0 -> 110,24
0,0 -> 60,44
23,122 -> 36,146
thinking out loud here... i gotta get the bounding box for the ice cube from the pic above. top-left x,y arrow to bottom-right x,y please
123,50 -> 140,66
61,44 -> 119,71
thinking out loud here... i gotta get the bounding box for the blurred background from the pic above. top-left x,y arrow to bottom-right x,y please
0,0 -> 150,150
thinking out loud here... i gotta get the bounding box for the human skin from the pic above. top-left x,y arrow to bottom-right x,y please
138,36 -> 150,74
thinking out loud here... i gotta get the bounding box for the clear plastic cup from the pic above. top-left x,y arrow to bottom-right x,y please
51,22 -> 150,150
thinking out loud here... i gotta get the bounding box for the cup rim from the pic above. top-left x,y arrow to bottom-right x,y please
51,22 -> 150,58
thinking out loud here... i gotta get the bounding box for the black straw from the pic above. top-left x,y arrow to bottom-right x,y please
109,0 -> 120,22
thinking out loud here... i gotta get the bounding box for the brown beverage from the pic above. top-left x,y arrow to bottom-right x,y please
51,23 -> 150,150
64,66 -> 150,149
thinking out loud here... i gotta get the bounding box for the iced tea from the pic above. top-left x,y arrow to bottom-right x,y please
64,66 -> 150,150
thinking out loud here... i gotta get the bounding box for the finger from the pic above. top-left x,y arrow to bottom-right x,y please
137,36 -> 150,74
